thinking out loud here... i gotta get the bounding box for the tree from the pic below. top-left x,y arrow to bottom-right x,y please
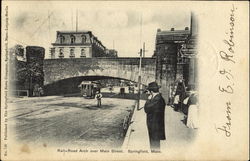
9,44 -> 28,87
26,46 -> 45,96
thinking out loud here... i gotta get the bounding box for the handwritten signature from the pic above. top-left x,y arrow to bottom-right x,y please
216,4 -> 236,137
215,102 -> 232,137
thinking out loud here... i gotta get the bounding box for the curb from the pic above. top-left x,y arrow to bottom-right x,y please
122,101 -> 138,149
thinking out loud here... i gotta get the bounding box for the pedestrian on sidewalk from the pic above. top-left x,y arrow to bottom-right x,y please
144,82 -> 166,151
95,91 -> 102,108
173,94 -> 180,111
186,91 -> 199,129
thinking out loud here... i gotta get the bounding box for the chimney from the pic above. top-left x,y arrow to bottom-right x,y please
157,28 -> 161,32
171,28 -> 174,31
185,27 -> 189,30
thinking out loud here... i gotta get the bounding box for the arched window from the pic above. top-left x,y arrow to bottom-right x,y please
60,35 -> 65,44
59,48 -> 64,58
81,35 -> 86,43
69,48 -> 75,58
70,35 -> 76,44
80,48 -> 86,58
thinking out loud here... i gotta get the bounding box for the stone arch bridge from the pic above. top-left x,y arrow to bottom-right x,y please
44,57 -> 156,86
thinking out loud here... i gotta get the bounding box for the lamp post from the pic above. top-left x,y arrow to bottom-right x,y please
137,49 -> 142,110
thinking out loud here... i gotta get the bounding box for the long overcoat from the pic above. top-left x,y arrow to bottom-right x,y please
144,93 -> 166,140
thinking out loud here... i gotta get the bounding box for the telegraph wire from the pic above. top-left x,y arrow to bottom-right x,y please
9,37 -> 29,46
30,12 -> 54,38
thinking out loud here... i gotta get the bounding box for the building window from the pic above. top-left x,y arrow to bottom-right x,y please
80,48 -> 86,58
60,35 -> 65,44
70,35 -> 76,44
50,48 -> 55,59
69,48 -> 75,58
162,64 -> 166,71
81,35 -> 86,43
59,48 -> 64,58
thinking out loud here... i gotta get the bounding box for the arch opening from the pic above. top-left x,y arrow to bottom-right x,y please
43,75 -> 144,96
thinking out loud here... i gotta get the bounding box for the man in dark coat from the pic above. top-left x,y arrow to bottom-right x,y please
144,82 -> 166,150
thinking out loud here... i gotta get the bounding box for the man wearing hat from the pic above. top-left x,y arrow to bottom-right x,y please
144,82 -> 166,151
95,91 -> 102,108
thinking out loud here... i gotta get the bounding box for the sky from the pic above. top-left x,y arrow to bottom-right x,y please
8,1 -> 191,58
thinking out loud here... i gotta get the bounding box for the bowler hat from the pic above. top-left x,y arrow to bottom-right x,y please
147,82 -> 161,90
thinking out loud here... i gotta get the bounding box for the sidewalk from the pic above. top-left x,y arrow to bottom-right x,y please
122,100 -> 197,150
122,100 -> 150,150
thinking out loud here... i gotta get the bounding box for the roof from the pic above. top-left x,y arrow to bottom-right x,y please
157,29 -> 190,36
57,30 -> 91,34
156,29 -> 191,43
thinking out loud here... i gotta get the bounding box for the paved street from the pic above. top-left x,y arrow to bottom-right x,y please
8,96 -> 135,148
8,91 -> 197,150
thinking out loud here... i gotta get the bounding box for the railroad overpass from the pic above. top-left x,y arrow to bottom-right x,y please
43,57 -> 156,95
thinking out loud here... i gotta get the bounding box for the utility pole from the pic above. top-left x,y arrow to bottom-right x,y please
142,42 -> 147,57
76,9 -> 78,32
139,14 -> 142,48
137,49 -> 142,110
48,10 -> 51,42
71,9 -> 73,30
137,13 -> 144,110
143,42 -> 145,57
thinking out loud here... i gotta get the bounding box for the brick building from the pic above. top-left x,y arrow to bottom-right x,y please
154,14 -> 198,102
177,14 -> 198,89
50,30 -> 116,58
